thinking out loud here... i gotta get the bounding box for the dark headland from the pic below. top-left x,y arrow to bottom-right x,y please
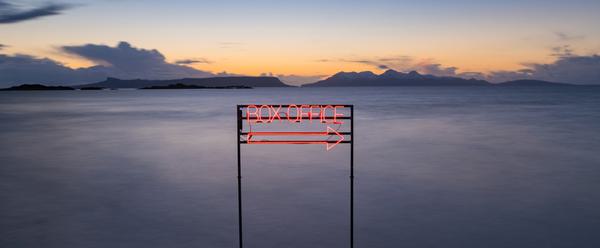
0,84 -> 75,91
80,87 -> 105,90
77,76 -> 289,89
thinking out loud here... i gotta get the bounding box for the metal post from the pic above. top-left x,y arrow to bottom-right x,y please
237,106 -> 243,248
350,105 -> 354,248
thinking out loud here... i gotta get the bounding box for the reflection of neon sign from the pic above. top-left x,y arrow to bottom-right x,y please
238,104 -> 352,151
235,104 -> 354,248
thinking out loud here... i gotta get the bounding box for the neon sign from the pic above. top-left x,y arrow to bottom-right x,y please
245,104 -> 346,124
238,104 -> 353,151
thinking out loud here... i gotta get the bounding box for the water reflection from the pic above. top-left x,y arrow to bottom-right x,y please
1,87 -> 599,247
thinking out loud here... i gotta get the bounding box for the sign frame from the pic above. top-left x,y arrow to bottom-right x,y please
236,104 -> 354,248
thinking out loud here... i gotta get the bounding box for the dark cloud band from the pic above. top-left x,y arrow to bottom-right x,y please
0,42 -> 217,86
0,1 -> 72,24
61,42 -> 214,80
175,58 -> 212,65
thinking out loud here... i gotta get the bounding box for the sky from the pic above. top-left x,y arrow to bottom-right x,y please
1,0 -> 600,85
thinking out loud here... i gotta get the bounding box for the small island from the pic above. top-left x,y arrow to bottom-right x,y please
0,84 -> 75,91
495,80 -> 572,87
80,87 -> 105,90
140,83 -> 252,89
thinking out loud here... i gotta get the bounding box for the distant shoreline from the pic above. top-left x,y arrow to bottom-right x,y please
3,71 -> 593,90
0,84 -> 75,91
2,84 -> 597,92
0,83 -> 253,91
2,79 -> 597,92
140,83 -> 251,90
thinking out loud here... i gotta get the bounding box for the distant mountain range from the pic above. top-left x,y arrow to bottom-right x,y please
77,76 -> 289,89
8,71 -> 577,90
303,69 -> 573,87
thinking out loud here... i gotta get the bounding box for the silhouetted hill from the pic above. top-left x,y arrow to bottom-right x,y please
496,79 -> 573,87
78,76 -> 289,89
303,70 -> 490,87
80,87 -> 105,90
0,84 -> 75,91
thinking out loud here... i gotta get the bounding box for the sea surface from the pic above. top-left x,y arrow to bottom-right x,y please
1,87 -> 600,248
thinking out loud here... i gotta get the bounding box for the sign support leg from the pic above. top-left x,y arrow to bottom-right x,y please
237,107 -> 243,248
350,106 -> 354,248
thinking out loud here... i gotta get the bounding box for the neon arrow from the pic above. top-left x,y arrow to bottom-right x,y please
247,126 -> 345,151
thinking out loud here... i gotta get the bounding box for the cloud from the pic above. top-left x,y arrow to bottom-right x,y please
0,43 -> 6,50
215,71 -> 243,77
2,40 -> 599,86
554,32 -> 585,41
339,56 -> 464,78
175,58 -> 212,65
0,1 -> 72,24
318,57 -> 412,71
260,72 -> 325,85
330,56 -> 426,73
406,55 -> 600,84
0,54 -> 105,86
410,62 -> 457,77
0,41 -> 220,87
62,41 -> 214,79
488,55 -> 600,84
326,49 -> 600,84
348,60 -> 391,70
274,73 -> 326,86
218,41 -> 245,49
550,45 -> 574,58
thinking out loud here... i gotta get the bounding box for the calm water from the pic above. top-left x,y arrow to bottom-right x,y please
1,87 -> 600,248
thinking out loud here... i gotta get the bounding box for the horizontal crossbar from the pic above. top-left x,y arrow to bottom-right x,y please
241,132 -> 352,135
240,140 -> 352,144
242,116 -> 351,120
238,104 -> 353,108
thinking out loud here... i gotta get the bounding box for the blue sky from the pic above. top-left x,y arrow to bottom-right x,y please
1,0 -> 599,84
